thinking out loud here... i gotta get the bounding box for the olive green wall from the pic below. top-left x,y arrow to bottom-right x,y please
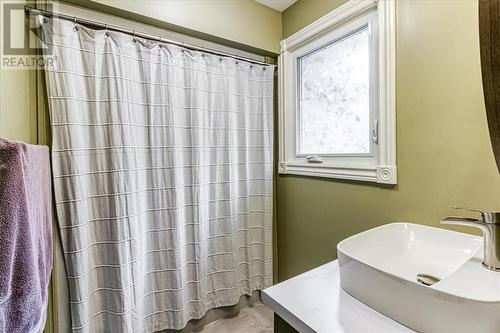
81,0 -> 282,54
0,4 -> 50,143
277,0 -> 500,282
0,0 -> 38,144
0,70 -> 35,142
282,0 -> 348,38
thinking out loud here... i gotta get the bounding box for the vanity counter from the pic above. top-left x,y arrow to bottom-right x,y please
262,260 -> 414,333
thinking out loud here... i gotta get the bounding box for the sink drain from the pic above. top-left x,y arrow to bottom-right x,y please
416,273 -> 440,286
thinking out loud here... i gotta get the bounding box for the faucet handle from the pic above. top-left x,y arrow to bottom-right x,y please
453,206 -> 500,224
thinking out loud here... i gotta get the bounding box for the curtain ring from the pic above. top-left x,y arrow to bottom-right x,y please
132,30 -> 136,43
72,17 -> 78,31
104,24 -> 109,38
158,35 -> 162,48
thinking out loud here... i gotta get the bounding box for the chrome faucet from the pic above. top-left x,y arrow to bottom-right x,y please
441,207 -> 500,271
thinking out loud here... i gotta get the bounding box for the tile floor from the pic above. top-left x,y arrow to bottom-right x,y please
199,302 -> 273,333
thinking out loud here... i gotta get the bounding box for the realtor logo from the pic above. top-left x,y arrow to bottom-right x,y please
1,1 -> 54,69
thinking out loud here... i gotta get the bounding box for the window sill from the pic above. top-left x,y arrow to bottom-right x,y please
278,162 -> 397,184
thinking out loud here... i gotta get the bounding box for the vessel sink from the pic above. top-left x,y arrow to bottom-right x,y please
338,222 -> 500,332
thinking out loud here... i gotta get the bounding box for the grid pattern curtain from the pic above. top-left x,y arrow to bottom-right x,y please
40,16 -> 273,332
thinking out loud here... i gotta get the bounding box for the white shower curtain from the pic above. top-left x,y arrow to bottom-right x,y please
40,17 -> 273,332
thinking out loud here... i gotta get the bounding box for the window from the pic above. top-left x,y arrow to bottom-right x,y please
279,0 -> 396,184
298,26 -> 371,156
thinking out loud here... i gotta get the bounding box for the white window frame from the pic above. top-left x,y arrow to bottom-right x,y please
278,0 -> 396,184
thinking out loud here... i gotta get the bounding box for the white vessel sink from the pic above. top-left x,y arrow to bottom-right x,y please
338,222 -> 500,332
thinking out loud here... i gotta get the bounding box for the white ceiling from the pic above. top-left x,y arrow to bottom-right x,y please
255,0 -> 298,12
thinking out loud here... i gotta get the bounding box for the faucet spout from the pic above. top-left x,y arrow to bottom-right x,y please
440,217 -> 488,233
441,210 -> 500,271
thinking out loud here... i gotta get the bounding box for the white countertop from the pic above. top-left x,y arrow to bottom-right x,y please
262,260 -> 414,333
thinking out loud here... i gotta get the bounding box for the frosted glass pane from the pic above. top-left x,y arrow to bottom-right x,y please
298,28 -> 371,155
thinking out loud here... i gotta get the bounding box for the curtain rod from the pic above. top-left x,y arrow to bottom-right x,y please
24,6 -> 275,67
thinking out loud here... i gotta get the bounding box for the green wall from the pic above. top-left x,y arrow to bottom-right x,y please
76,0 -> 282,54
277,0 -> 500,282
0,0 -> 38,144
282,0 -> 348,38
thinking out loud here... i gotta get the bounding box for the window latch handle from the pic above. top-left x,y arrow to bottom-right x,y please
372,119 -> 379,144
306,155 -> 323,163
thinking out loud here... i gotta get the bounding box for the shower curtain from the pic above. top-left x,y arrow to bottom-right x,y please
40,17 -> 273,332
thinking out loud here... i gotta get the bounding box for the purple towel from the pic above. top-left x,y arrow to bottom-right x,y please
0,138 -> 52,333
